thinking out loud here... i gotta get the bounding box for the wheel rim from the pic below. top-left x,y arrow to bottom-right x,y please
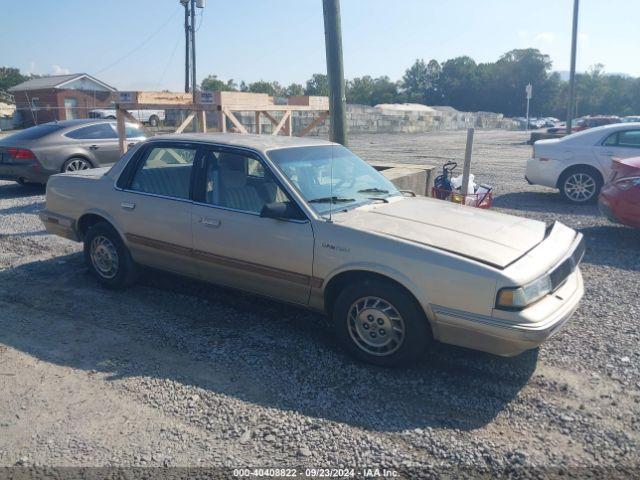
90,235 -> 119,279
564,173 -> 596,202
65,159 -> 90,172
347,296 -> 405,356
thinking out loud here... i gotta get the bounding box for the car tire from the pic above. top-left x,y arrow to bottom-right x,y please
559,167 -> 603,204
84,221 -> 138,289
62,157 -> 92,173
148,115 -> 159,127
332,279 -> 431,367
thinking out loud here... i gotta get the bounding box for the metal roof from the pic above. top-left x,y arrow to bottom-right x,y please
8,73 -> 117,92
149,133 -> 336,153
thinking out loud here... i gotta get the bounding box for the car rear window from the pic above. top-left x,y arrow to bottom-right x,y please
3,123 -> 65,141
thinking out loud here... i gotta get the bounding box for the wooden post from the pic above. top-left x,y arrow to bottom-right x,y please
116,105 -> 126,155
198,110 -> 207,132
285,110 -> 292,136
218,109 -> 226,132
255,111 -> 261,134
461,128 -> 475,198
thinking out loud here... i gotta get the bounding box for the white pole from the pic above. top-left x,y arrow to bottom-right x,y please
461,128 -> 475,198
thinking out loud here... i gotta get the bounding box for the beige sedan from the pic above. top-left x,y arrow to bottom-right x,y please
40,133 -> 584,366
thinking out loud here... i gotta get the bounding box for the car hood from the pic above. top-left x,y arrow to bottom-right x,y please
335,197 -> 547,268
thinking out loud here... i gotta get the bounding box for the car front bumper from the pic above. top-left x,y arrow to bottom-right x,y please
431,268 -> 583,356
0,160 -> 51,184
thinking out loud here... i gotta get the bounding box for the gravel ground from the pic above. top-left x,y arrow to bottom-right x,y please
0,130 -> 638,477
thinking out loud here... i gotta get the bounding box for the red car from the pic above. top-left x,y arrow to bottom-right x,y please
598,156 -> 640,229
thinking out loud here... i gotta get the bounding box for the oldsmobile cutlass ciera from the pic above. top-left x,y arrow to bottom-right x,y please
40,134 -> 585,366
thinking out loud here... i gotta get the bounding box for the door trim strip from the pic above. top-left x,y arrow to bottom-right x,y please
125,233 -> 323,288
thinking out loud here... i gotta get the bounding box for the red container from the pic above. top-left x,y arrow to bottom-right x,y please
431,187 -> 493,209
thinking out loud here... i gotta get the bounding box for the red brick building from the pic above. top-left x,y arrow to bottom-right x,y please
8,73 -> 116,127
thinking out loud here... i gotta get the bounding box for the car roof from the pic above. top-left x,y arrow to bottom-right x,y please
147,132 -> 337,153
44,119 -> 115,129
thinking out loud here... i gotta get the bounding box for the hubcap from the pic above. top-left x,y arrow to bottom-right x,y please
347,296 -> 405,356
564,173 -> 596,202
90,235 -> 119,279
65,159 -> 90,172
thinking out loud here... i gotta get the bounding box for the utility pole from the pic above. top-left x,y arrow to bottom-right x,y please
183,0 -> 190,93
190,0 -> 197,104
525,83 -> 532,133
322,0 -> 347,146
566,0 -> 579,134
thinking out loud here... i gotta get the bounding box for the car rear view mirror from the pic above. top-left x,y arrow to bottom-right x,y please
260,202 -> 306,221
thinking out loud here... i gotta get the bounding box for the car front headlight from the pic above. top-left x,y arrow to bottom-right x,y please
614,176 -> 640,191
496,275 -> 553,310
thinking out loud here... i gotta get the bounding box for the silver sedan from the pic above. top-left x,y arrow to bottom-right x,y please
0,119 -> 145,185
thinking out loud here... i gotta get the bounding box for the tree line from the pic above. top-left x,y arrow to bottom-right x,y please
201,49 -> 640,119
3,48 -> 639,119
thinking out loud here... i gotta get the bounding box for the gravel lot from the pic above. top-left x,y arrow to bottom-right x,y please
0,130 -> 638,477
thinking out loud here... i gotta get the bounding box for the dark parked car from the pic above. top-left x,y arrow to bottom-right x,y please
0,119 -> 145,185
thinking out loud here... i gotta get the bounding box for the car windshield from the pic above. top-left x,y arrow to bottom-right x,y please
267,145 -> 400,216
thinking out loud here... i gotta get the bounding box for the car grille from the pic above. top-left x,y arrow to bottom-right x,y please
549,236 -> 585,291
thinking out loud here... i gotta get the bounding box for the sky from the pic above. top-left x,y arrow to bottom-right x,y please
1,0 -> 638,91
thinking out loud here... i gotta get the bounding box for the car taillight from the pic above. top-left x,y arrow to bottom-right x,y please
7,148 -> 36,160
614,176 -> 640,191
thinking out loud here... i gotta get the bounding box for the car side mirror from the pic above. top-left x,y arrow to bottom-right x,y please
260,202 -> 306,221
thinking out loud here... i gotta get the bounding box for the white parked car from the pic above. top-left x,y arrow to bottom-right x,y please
526,122 -> 640,203
89,109 -> 165,127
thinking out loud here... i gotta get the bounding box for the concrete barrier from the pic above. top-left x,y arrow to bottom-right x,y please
370,161 -> 435,197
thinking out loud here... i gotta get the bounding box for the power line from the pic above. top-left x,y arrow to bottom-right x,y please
95,8 -> 180,75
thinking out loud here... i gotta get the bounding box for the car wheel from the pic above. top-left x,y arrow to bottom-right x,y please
62,157 -> 92,173
84,222 -> 138,289
149,115 -> 159,127
559,167 -> 603,204
332,279 -> 431,366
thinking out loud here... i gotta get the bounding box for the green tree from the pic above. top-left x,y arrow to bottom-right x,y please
200,75 -> 237,92
305,73 -> 329,96
247,80 -> 284,97
284,83 -> 304,96
401,59 -> 442,105
0,67 -> 28,92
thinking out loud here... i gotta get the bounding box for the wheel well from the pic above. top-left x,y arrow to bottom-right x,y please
324,270 -> 423,316
556,164 -> 604,189
77,214 -> 110,240
62,155 -> 93,172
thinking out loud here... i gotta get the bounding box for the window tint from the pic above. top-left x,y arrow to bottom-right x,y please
618,130 -> 640,148
125,124 -> 145,138
5,123 -> 65,141
203,150 -> 289,213
66,123 -> 117,140
129,146 -> 196,199
603,132 -> 618,146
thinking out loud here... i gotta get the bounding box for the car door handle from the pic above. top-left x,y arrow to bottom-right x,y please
89,145 -> 99,150
121,202 -> 136,210
200,217 -> 221,228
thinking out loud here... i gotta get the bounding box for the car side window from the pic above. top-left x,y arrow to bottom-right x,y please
128,145 -> 196,199
202,150 -> 290,214
618,130 -> 640,148
125,124 -> 145,139
66,124 -> 117,140
603,132 -> 618,146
